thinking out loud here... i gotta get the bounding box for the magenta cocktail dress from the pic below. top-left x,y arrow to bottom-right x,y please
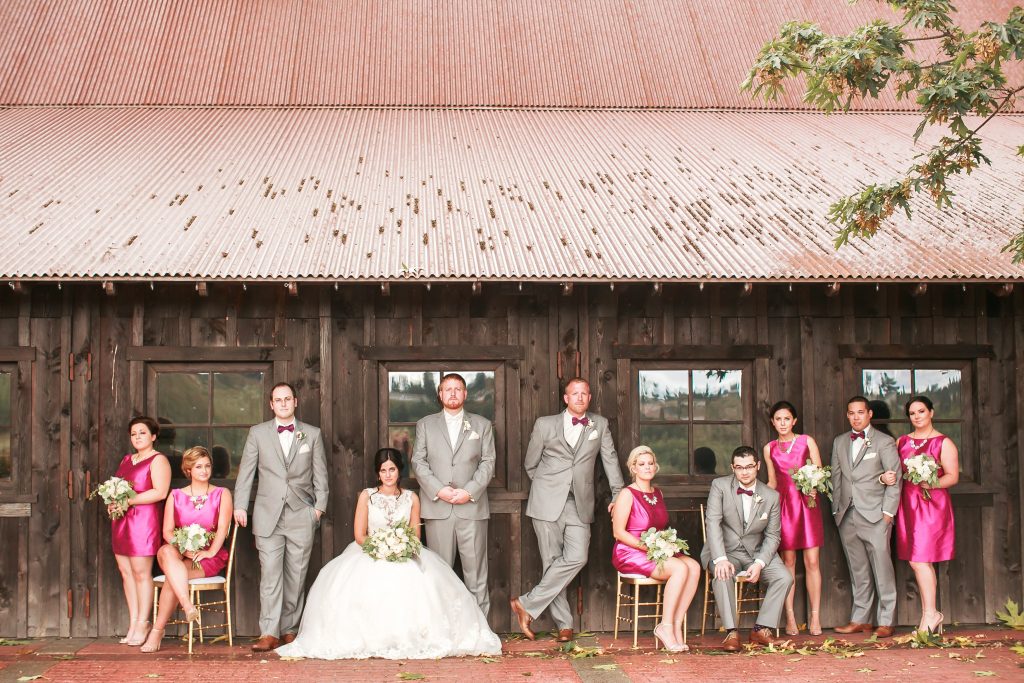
612,486 -> 685,576
895,435 -> 955,562
769,435 -> 824,551
110,454 -> 165,556
170,487 -> 229,577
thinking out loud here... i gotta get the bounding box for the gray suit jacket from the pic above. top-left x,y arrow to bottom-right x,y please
700,476 -> 782,569
524,412 -> 624,524
831,426 -> 902,525
411,410 -> 495,521
233,419 -> 329,538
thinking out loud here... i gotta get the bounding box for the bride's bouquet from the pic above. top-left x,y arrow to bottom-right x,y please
904,453 -> 940,500
172,524 -> 214,568
362,521 -> 422,563
639,527 -> 689,572
789,460 -> 833,508
88,476 -> 137,520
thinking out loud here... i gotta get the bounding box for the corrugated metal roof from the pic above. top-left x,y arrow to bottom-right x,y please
1,107 -> 1021,281
0,0 -> 1017,108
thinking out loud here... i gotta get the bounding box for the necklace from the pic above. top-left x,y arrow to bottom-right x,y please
131,451 -> 153,466
188,484 -> 211,511
909,431 -> 934,451
634,486 -> 658,506
777,436 -> 797,455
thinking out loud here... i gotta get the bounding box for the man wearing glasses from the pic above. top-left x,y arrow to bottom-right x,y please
701,446 -> 791,652
234,382 -> 329,652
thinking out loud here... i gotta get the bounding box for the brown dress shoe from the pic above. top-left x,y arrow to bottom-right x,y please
556,628 -> 573,642
834,622 -> 874,634
279,632 -> 297,645
251,635 -> 280,652
721,630 -> 741,652
509,597 -> 535,640
749,627 -> 775,646
873,625 -> 896,638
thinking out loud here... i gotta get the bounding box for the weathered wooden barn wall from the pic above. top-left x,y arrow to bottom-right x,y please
0,281 -> 1019,637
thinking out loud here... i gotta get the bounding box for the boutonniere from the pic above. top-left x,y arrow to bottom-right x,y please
864,438 -> 872,448
754,495 -> 763,504
295,431 -> 306,441
463,420 -> 471,433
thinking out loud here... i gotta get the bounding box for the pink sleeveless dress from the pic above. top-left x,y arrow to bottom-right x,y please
111,454 -> 165,556
170,487 -> 230,577
612,486 -> 685,576
895,435 -> 955,562
769,435 -> 824,551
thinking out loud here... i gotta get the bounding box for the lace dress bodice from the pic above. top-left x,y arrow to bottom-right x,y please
366,488 -> 413,533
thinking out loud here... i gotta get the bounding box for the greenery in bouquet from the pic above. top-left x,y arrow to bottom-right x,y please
87,476 -> 137,520
639,527 -> 690,572
172,523 -> 214,568
789,460 -> 833,507
904,453 -> 940,500
362,521 -> 422,562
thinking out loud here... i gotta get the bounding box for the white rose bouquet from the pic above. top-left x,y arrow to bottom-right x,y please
172,524 -> 215,568
362,521 -> 422,562
88,476 -> 137,520
904,453 -> 940,501
789,460 -> 833,508
639,527 -> 690,572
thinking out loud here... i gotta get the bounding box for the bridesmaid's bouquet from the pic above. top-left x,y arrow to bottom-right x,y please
639,527 -> 689,572
362,521 -> 422,563
172,524 -> 214,568
904,453 -> 940,501
88,476 -> 137,520
789,461 -> 832,508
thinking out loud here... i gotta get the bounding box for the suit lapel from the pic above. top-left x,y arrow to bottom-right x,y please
284,420 -> 303,467
571,413 -> 594,458
558,412 -> 574,453
267,421 -> 287,467
434,413 -> 455,454
746,482 -> 765,529
452,414 -> 468,454
729,476 -> 746,530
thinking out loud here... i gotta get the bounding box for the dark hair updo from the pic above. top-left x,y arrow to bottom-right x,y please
904,395 -> 934,417
373,447 -> 405,494
769,400 -> 798,420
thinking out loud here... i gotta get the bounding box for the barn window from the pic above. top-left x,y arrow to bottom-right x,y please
147,364 -> 271,479
636,365 -> 751,477
0,369 -> 11,480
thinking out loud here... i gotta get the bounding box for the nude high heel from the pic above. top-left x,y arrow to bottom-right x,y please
140,628 -> 164,653
808,610 -> 822,636
126,620 -> 151,646
784,608 -> 799,636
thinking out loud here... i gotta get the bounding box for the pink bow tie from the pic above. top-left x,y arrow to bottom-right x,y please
277,424 -> 295,433
572,416 -> 589,426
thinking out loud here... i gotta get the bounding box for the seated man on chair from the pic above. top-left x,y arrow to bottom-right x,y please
701,446 -> 792,652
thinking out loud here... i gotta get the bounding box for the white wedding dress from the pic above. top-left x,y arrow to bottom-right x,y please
275,488 -> 502,659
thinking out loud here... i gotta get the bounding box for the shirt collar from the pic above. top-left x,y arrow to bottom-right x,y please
275,418 -> 296,428
444,410 -> 465,423
563,410 -> 587,426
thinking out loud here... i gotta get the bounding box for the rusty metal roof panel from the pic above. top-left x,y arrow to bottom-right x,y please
1,108 -> 1022,281
1,0 -> 1018,108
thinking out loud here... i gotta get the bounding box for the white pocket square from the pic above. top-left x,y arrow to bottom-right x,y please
299,444 -> 311,454
587,430 -> 599,441
862,452 -> 877,460
759,512 -> 768,520
468,431 -> 480,440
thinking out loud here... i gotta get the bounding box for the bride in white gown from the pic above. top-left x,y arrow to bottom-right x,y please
275,448 -> 502,660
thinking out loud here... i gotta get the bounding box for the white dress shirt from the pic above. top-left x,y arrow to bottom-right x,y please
276,419 -> 296,459
851,425 -> 871,465
444,409 -> 465,448
562,411 -> 586,448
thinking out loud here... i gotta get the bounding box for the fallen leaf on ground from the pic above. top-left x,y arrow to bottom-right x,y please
277,656 -> 305,661
592,663 -> 618,671
17,677 -> 44,682
658,658 -> 677,664
478,657 -> 500,663
522,651 -> 551,658
973,672 -> 996,677
143,676 -> 161,679
855,668 -> 874,673
397,674 -> 426,681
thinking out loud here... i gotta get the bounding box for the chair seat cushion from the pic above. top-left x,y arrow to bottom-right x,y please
152,574 -> 225,586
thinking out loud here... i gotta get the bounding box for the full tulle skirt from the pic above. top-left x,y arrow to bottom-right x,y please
275,542 -> 502,660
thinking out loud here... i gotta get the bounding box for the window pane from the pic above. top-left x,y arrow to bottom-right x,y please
871,421 -> 906,440
936,422 -> 963,472
445,370 -> 495,420
639,370 -> 689,420
157,373 -> 210,424
693,423 -> 743,475
388,372 -> 440,422
862,369 -> 911,422
692,370 -> 742,421
0,427 -> 9,480
639,424 -> 688,475
212,372 -> 264,424
156,426 -> 209,479
388,426 -> 415,478
211,427 -> 252,479
0,372 -> 10,422
914,369 -> 962,419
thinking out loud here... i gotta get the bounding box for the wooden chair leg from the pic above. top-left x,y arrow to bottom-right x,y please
701,573 -> 710,636
196,592 -> 204,644
152,585 -> 159,625
226,586 -> 233,647
613,576 -> 621,640
187,586 -> 195,655
632,583 -> 641,650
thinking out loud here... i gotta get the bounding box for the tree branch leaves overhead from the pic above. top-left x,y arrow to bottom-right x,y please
742,1 -> 1024,260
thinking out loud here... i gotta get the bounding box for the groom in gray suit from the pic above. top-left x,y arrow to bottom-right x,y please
831,396 -> 902,638
233,382 -> 329,652
701,446 -> 791,651
411,373 -> 496,615
510,377 -> 624,643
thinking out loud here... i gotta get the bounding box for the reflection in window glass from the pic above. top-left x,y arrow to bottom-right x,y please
639,424 -> 688,474
639,371 -> 688,421
692,370 -> 743,421
0,371 -> 9,480
692,423 -> 743,476
915,369 -> 961,418
388,372 -> 440,423
445,370 -> 496,421
212,372 -> 264,424
862,369 -> 911,420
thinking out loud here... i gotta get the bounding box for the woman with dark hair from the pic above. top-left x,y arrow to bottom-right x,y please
111,416 -> 171,646
762,401 -> 825,636
276,448 -> 501,659
886,396 -> 958,634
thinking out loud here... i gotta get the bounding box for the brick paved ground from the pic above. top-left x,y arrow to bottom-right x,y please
2,627 -> 1022,682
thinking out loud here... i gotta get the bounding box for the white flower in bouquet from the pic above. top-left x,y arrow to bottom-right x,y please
904,453 -> 940,501
87,476 -> 137,520
362,521 -> 422,562
172,523 -> 214,568
789,460 -> 833,508
639,527 -> 690,572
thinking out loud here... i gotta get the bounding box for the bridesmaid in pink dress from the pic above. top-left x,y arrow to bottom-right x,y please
762,401 -> 824,636
142,446 -> 233,653
612,446 -> 701,652
893,395 -> 958,635
111,416 -> 171,646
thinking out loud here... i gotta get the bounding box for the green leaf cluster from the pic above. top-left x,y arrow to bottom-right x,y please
996,598 -> 1024,629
